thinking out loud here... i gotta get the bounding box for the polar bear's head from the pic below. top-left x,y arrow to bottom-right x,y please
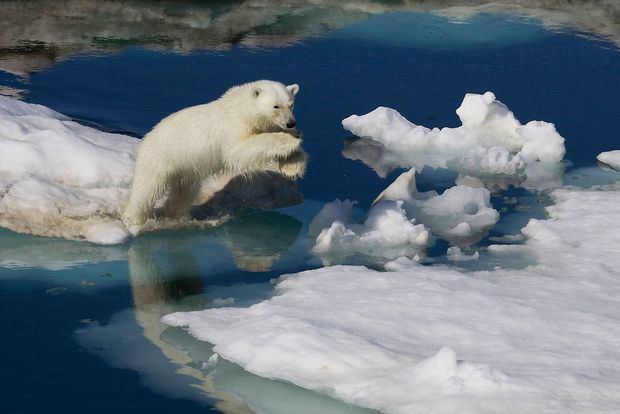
249,80 -> 300,130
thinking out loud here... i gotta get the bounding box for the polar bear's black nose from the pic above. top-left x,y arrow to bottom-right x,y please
286,121 -> 296,129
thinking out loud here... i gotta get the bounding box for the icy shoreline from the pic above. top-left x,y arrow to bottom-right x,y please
164,181 -> 620,413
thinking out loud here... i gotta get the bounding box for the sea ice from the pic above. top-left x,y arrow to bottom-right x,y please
446,246 -> 479,261
342,92 -> 566,190
309,168 -> 498,264
597,150 -> 620,171
163,182 -> 620,414
373,169 -> 499,244
0,95 -> 138,244
308,198 -> 429,264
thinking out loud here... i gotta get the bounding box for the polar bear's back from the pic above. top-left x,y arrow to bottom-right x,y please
137,99 -> 244,175
131,79 -> 292,180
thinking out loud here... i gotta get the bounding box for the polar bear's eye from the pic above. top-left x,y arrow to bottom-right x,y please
273,105 -> 280,109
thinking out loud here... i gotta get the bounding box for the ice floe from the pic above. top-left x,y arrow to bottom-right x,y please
308,197 -> 429,265
0,95 -> 137,244
597,150 -> 620,171
446,246 -> 479,261
0,96 -> 302,244
80,229 -> 383,413
374,169 -> 499,244
163,182 -> 620,414
309,169 -> 498,264
342,92 -> 566,191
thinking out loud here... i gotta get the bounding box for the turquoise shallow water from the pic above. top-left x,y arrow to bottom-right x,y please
1,3 -> 620,413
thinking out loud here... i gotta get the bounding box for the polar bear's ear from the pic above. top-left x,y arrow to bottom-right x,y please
252,87 -> 261,98
287,84 -> 300,96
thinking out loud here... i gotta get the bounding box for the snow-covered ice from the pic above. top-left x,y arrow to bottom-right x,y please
342,92 -> 566,190
309,168 -> 498,264
308,197 -> 429,265
164,181 -> 620,414
446,246 -> 479,261
0,95 -> 138,244
0,96 -> 301,244
373,169 -> 499,244
342,91 -> 565,165
597,150 -> 620,171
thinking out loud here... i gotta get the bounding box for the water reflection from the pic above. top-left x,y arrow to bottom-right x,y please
124,235 -> 251,413
343,136 -> 565,192
454,161 -> 565,192
0,207 -> 303,288
220,209 -> 302,272
0,228 -> 126,270
1,0 -> 618,76
76,211 -> 374,414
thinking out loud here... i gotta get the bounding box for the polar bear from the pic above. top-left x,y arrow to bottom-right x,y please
122,80 -> 307,227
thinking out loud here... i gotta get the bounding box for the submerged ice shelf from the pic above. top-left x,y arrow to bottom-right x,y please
164,182 -> 620,414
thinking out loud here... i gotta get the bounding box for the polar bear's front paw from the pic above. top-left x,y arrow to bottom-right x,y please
278,150 -> 308,179
273,132 -> 302,156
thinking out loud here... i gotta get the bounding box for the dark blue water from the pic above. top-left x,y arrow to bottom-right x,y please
1,8 -> 619,414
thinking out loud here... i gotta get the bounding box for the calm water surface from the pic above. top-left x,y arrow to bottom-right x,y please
1,2 -> 619,413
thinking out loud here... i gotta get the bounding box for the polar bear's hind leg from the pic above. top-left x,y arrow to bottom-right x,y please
123,171 -> 167,227
159,178 -> 198,219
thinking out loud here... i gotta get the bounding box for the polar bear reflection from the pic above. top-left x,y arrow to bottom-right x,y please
219,209 -> 302,272
127,234 -> 250,413
111,211 -> 370,412
129,211 -> 301,409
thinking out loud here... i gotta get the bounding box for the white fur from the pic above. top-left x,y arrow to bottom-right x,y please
123,80 -> 307,227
